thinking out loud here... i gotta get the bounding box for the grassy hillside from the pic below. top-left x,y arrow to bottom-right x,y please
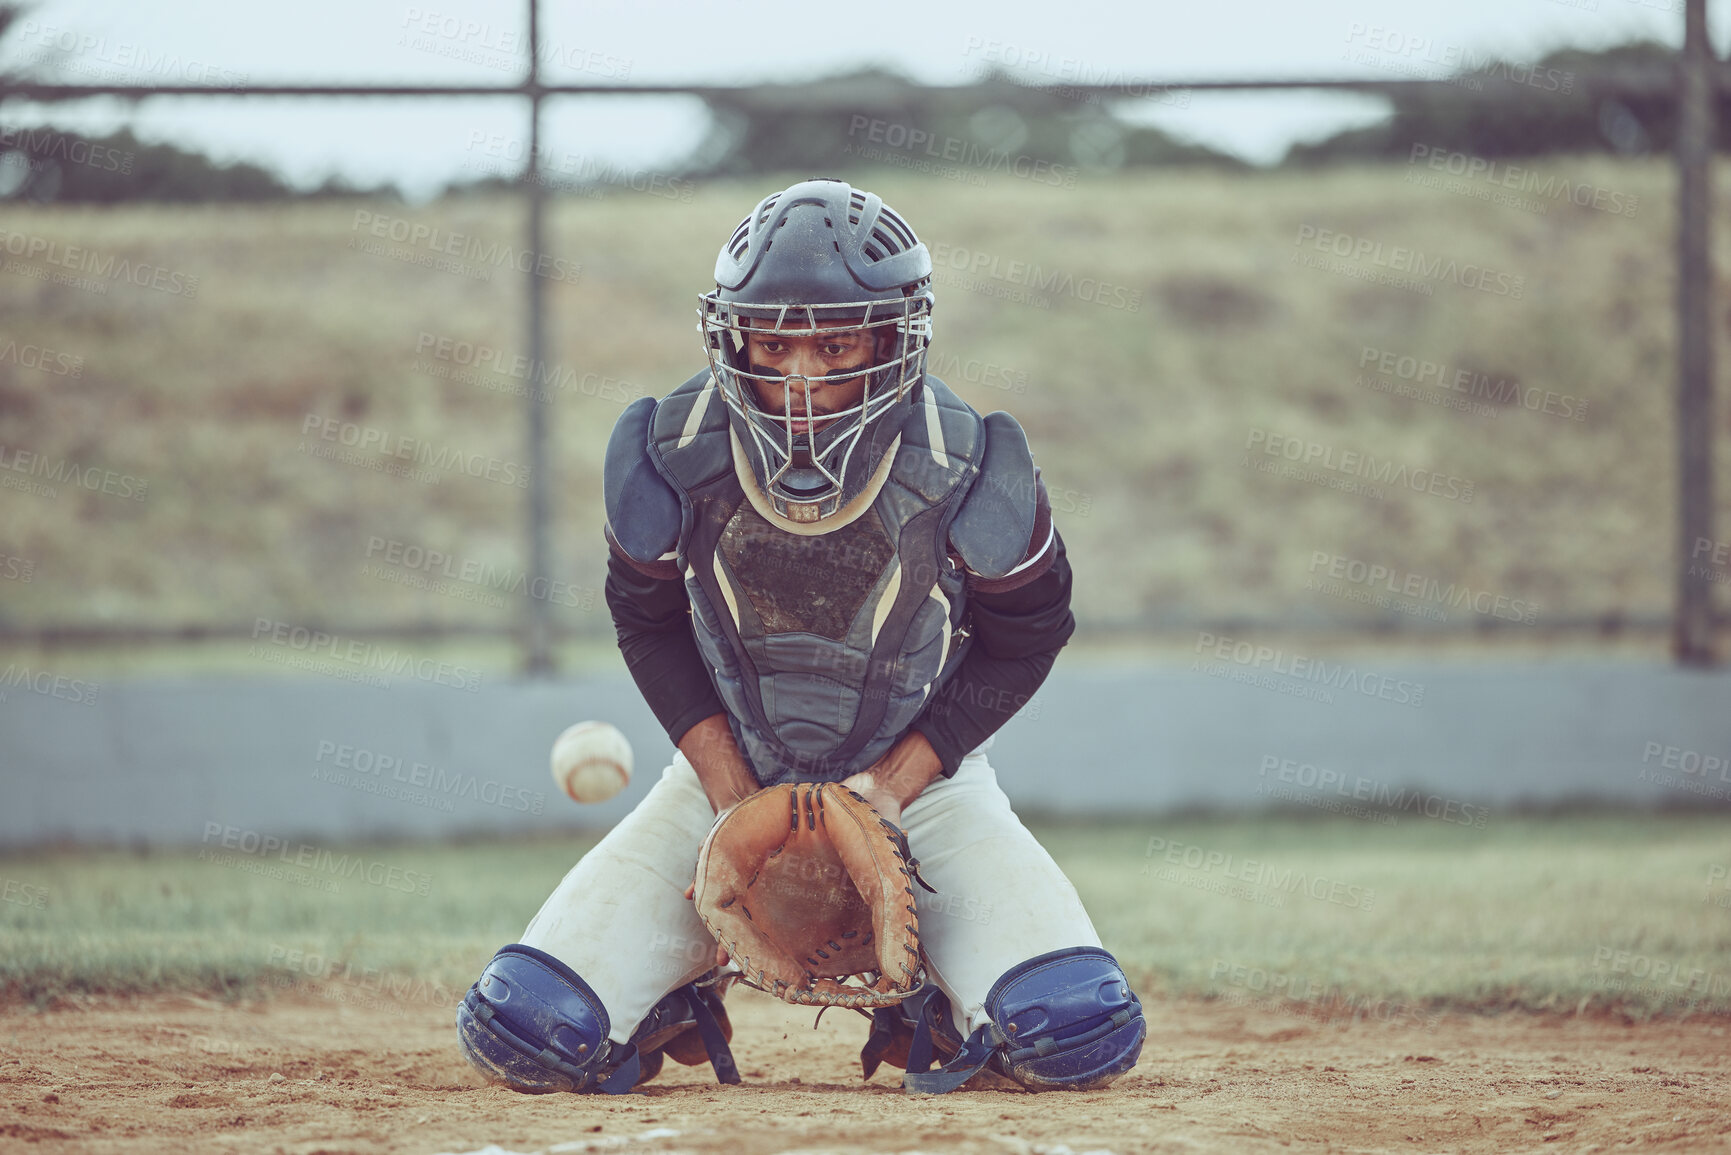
0,159 -> 1725,655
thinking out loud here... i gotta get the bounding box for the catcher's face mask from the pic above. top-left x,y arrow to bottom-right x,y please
702,298 -> 931,524
699,178 -> 936,526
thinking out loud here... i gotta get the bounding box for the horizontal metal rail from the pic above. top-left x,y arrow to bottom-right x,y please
1,67 -> 1721,103
0,611 -> 1717,650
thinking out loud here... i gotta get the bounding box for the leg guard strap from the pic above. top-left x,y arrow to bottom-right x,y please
903,1022 -> 1003,1094
861,983 -> 955,1081
904,946 -> 1146,1093
636,979 -> 739,1086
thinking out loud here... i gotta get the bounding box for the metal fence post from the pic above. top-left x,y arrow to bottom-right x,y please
1674,0 -> 1718,666
523,0 -> 554,675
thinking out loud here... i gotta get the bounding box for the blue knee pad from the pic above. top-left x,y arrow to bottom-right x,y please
456,944 -> 636,1094
455,944 -> 740,1095
903,947 -> 1145,1093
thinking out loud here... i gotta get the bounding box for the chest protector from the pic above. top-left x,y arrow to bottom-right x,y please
644,369 -> 987,784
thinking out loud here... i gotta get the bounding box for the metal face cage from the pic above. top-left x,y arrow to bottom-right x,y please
698,292 -> 934,522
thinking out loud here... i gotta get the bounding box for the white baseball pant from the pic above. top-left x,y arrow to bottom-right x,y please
519,745 -> 1103,1043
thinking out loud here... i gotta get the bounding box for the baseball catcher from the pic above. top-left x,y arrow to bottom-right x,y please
456,178 -> 1146,1094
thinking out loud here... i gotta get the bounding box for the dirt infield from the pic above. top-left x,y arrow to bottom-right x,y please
1,986 -> 1727,1155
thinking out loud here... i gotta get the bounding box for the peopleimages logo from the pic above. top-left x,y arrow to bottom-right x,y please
14,19 -> 249,87
348,211 -> 580,285
267,944 -> 459,1009
927,242 -> 1142,312
1244,429 -> 1475,504
413,331 -> 643,405
460,133 -> 693,202
1293,225 -> 1525,298
1142,836 -> 1376,910
1343,23 -> 1575,94
958,37 -> 1192,108
0,664 -> 100,707
200,823 -> 433,896
398,8 -> 632,80
0,227 -> 199,297
0,338 -> 84,378
364,535 -> 594,609
0,442 -> 149,501
1406,144 -> 1638,217
1635,740 -> 1731,804
845,116 -> 1079,188
1256,755 -> 1488,828
0,879 -> 49,910
1357,346 -> 1588,422
248,618 -> 483,692
1306,550 -> 1537,625
0,126 -> 134,175
926,350 -> 1028,394
299,415 -> 529,488
1588,946 -> 1731,1002
1639,741 -> 1730,779
312,739 -> 545,816
1193,631 -> 1426,708
1705,863 -> 1731,910
1688,537 -> 1731,588
1208,959 -> 1440,1030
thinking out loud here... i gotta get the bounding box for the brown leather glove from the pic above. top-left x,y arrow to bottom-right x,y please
692,782 -> 936,1008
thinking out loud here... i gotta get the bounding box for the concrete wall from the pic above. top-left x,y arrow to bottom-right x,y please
2,658 -> 1727,849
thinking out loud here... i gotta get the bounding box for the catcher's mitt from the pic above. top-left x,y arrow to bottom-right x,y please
692,783 -> 936,1008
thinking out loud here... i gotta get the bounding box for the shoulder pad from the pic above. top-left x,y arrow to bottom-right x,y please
909,375 -> 981,465
889,375 -> 983,505
950,410 -> 1037,579
604,396 -> 681,564
648,369 -> 734,491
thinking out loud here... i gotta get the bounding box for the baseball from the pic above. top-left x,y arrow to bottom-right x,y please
550,721 -> 633,804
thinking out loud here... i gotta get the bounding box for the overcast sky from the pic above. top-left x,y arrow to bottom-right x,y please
1,0 -> 1720,199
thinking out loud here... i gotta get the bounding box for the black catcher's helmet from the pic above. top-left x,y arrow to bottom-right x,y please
698,178 -> 934,526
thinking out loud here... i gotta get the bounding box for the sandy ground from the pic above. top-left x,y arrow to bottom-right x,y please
1,984 -> 1728,1155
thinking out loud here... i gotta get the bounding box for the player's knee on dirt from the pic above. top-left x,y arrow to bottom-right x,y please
901,947 -> 1145,1093
455,944 -> 740,1094
455,944 -> 634,1094
987,946 -> 1145,1090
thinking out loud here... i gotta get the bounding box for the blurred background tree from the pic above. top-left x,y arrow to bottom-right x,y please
1284,41 -> 1723,163
8,16 -> 1717,205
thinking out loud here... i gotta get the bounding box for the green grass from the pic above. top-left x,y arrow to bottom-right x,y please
4,815 -> 1728,1018
1053,813 -> 1731,1019
0,833 -> 600,1007
4,160 -> 1730,673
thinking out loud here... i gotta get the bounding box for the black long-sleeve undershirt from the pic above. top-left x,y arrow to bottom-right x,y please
604,552 -> 727,748
604,533 -> 1075,779
913,534 -> 1074,775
